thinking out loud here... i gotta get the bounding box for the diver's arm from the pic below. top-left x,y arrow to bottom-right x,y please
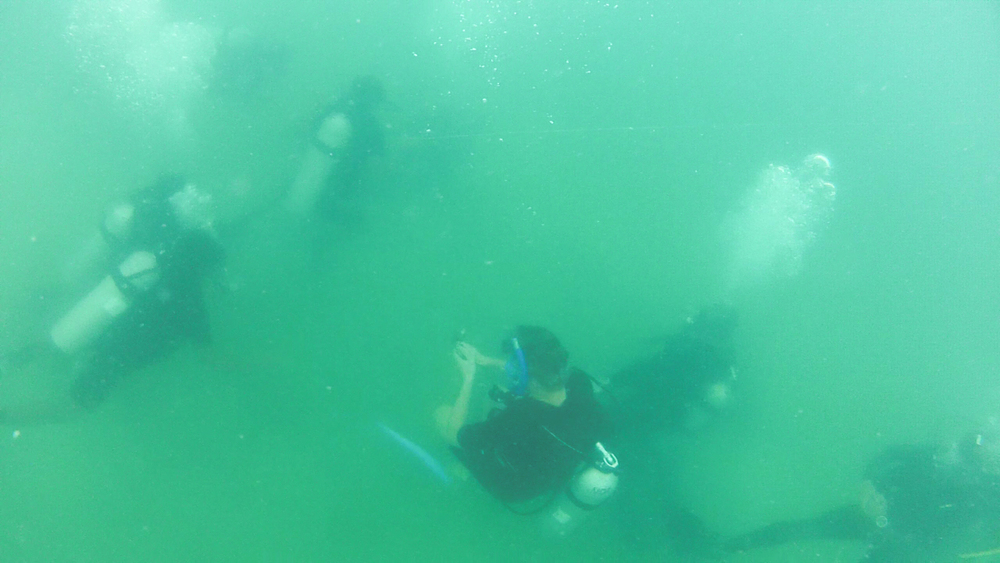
725,504 -> 871,552
443,342 -> 478,447
477,354 -> 505,368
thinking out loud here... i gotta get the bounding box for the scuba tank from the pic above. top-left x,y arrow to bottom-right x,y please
544,441 -> 620,536
286,112 -> 352,215
49,250 -> 160,354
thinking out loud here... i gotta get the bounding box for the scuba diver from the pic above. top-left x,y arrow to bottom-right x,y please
606,304 -> 740,558
612,303 -> 739,435
725,421 -> 1000,561
0,175 -> 225,424
285,75 -> 386,225
438,326 -> 619,535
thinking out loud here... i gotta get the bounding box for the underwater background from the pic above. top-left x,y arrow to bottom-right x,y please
1,0 -> 998,561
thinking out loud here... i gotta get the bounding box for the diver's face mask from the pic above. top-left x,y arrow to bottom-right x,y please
503,337 -> 530,397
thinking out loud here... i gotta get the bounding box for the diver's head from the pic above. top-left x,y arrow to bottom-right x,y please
960,419 -> 1000,477
348,75 -> 385,110
502,326 -> 569,395
126,174 -> 188,239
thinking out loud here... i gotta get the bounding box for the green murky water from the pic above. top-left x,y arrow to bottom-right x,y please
1,1 -> 998,561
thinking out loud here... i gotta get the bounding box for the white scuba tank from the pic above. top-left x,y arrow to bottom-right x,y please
60,203 -> 136,286
286,112 -> 352,215
50,250 -> 160,354
544,442 -> 619,537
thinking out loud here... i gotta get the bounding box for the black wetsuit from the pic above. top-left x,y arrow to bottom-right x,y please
70,179 -> 224,408
613,305 -> 737,435
609,305 -> 740,557
726,445 -> 1000,562
453,370 -> 606,503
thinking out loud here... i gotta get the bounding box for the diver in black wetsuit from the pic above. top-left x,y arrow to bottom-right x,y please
0,175 -> 225,424
286,76 -> 386,224
613,304 -> 739,435
439,326 -> 609,505
608,304 -> 739,558
725,423 -> 1000,562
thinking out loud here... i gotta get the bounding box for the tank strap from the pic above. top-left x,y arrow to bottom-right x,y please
541,426 -> 587,458
110,252 -> 163,298
109,267 -> 139,298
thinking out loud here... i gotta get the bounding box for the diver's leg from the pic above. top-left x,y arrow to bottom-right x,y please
725,504 -> 871,552
0,343 -> 80,425
1,354 -> 126,425
68,355 -> 126,413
